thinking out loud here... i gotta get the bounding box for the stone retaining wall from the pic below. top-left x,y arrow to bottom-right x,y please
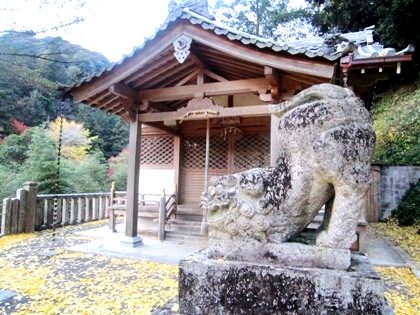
379,166 -> 420,219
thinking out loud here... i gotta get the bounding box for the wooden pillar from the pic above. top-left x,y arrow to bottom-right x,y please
173,135 -> 181,195
158,189 -> 166,242
270,115 -> 280,166
123,113 -> 143,246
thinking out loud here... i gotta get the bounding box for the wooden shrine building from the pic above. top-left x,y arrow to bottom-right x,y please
68,6 -> 414,244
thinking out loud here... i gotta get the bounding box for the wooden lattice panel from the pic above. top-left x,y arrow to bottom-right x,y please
182,136 -> 228,169
234,134 -> 270,172
140,136 -> 174,166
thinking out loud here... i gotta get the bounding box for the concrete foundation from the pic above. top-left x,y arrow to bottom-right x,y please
179,252 -> 392,315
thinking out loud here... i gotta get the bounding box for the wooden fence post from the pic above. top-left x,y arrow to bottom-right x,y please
16,189 -> 27,233
92,197 -> 98,220
1,198 -> 11,235
23,181 -> 38,233
85,197 -> 90,222
10,198 -> 19,234
99,196 -> 104,219
158,189 -> 166,242
77,197 -> 83,223
42,199 -> 49,228
70,198 -> 76,224
62,198 -> 68,225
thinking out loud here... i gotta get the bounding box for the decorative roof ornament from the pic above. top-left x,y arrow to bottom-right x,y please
357,42 -> 415,58
318,26 -> 416,59
168,0 -> 215,21
173,35 -> 192,63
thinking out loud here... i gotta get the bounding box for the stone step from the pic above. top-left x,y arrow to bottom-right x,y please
169,219 -> 202,226
164,230 -> 209,247
166,227 -> 202,237
176,205 -> 203,222
172,210 -> 202,222
167,219 -> 202,232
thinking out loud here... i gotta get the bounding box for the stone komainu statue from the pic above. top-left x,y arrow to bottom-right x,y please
203,84 -> 375,261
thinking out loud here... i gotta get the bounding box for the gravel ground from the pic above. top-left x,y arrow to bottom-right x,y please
1,220 -> 419,314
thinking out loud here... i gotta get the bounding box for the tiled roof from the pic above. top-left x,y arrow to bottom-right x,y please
72,8 -> 412,89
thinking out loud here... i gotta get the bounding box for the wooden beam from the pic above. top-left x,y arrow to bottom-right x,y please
88,92 -> 109,105
280,72 -> 329,86
264,66 -> 279,100
264,66 -> 279,86
138,78 -> 270,102
109,83 -> 152,113
139,59 -> 194,89
98,95 -> 120,109
176,69 -> 199,87
182,24 -> 335,79
204,69 -> 228,82
197,66 -> 204,85
109,83 -> 138,100
145,122 -> 179,136
189,52 -> 205,68
125,52 -> 176,85
138,104 -> 270,122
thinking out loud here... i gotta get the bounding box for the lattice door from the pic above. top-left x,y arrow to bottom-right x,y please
180,135 -> 228,205
140,136 -> 174,167
233,134 -> 270,172
179,133 -> 270,205
182,136 -> 228,169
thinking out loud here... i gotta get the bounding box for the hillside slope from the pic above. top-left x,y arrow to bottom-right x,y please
372,78 -> 420,166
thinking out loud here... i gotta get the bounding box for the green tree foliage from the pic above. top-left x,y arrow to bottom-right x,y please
75,105 -> 129,159
393,179 -> 420,226
108,149 -> 129,191
372,78 -> 420,166
0,129 -> 34,165
26,127 -> 66,194
64,150 -> 110,193
213,0 -> 314,40
0,125 -> 112,198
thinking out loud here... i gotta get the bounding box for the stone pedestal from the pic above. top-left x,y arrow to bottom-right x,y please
179,252 -> 392,315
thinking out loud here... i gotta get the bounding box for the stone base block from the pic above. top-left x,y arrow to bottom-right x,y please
209,240 -> 352,270
120,236 -> 143,247
179,252 -> 391,315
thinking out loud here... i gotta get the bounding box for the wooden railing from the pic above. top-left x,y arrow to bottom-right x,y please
165,193 -> 177,222
1,182 -> 112,236
36,192 -> 110,230
108,186 -> 177,239
1,178 -> 181,237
